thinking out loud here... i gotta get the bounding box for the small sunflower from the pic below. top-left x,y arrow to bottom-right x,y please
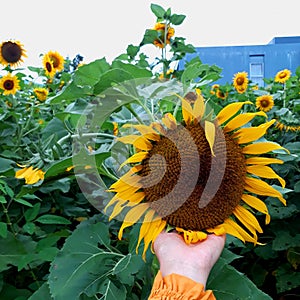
0,40 -> 27,67
0,73 -> 20,95
34,87 -> 49,101
42,54 -> 56,78
256,95 -> 274,112
275,69 -> 291,84
15,165 -> 45,185
153,22 -> 175,48
233,72 -> 248,94
105,93 -> 286,259
45,51 -> 65,72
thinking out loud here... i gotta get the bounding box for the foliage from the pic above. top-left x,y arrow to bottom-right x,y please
0,3 -> 299,299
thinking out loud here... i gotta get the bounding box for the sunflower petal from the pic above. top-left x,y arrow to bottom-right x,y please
119,152 -> 148,170
242,142 -> 287,155
181,97 -> 194,124
117,135 -> 153,151
232,119 -> 275,144
233,205 -> 263,233
118,203 -> 149,240
217,101 -> 252,125
241,194 -> 270,224
193,94 -> 205,122
247,165 -> 286,187
205,121 -> 215,156
245,177 -> 286,205
224,111 -> 267,132
246,157 -> 283,165
162,113 -> 177,130
224,218 -> 258,244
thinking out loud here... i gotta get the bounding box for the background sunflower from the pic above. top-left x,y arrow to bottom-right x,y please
0,40 -> 27,67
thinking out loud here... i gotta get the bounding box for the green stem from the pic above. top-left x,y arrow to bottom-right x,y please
1,203 -> 15,235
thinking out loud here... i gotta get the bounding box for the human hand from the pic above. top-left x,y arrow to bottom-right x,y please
153,231 -> 226,287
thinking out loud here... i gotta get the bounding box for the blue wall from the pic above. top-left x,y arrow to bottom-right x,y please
178,37 -> 300,86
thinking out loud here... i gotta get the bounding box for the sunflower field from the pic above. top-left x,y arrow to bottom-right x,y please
0,4 -> 299,300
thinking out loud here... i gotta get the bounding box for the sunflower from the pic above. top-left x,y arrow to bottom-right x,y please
45,51 -> 65,72
34,87 -> 49,101
104,93 -> 286,259
153,22 -> 175,48
256,95 -> 274,112
0,40 -> 27,67
15,165 -> 45,185
275,69 -> 291,84
233,72 -> 248,94
0,73 -> 20,95
42,54 -> 56,78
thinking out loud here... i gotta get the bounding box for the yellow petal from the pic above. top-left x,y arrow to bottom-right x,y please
246,165 -> 285,187
136,209 -> 156,254
205,121 -> 216,156
119,152 -> 148,170
233,205 -> 263,233
232,119 -> 275,144
151,122 -> 166,135
118,203 -> 149,240
245,177 -> 286,205
193,94 -> 205,122
224,218 -> 258,244
242,142 -> 286,155
241,194 -> 270,224
224,111 -> 267,132
118,135 -> 153,151
181,97 -> 194,124
162,113 -> 177,130
246,157 -> 283,165
108,200 -> 127,221
217,101 -> 252,125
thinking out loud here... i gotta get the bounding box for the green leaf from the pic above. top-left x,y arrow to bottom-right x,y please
13,198 -> 33,207
28,282 -> 52,300
100,280 -> 126,300
127,44 -> 140,58
35,215 -> 71,225
208,256 -> 272,299
0,223 -> 7,238
170,14 -> 186,25
112,254 -> 144,285
150,3 -> 165,18
48,58 -> 111,104
24,203 -> 41,222
272,231 -> 300,251
275,264 -> 300,293
0,157 -> 14,173
0,232 -> 36,271
48,220 -> 122,300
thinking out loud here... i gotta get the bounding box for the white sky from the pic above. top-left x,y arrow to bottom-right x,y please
1,0 -> 300,68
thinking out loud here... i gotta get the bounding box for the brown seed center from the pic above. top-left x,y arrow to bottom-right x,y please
1,42 -> 22,63
4,80 -> 14,90
140,123 -> 246,231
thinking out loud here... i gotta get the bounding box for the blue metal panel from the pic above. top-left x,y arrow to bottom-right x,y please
178,37 -> 300,85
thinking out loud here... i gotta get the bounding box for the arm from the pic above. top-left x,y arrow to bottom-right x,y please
148,231 -> 225,299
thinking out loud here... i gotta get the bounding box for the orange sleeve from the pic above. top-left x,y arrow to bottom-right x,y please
148,271 -> 216,300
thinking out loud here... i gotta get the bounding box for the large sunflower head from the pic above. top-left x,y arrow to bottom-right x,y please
45,51 -> 65,72
0,73 -> 20,95
105,93 -> 286,259
275,69 -> 291,84
153,22 -> 175,48
256,95 -> 274,112
0,40 -> 27,68
233,72 -> 248,94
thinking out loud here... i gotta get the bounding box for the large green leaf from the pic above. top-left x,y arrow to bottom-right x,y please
48,219 -> 122,300
28,283 -> 52,300
208,254 -> 272,299
47,58 -> 111,104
